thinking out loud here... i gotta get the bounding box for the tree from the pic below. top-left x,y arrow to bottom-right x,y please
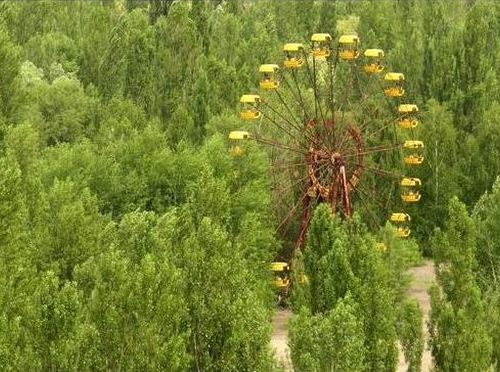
412,99 -> 461,245
291,207 -> 398,372
398,300 -> 424,372
473,177 -> 500,288
148,0 -> 174,23
24,32 -> 80,80
0,25 -> 22,123
473,178 -> 500,369
429,197 -> 492,372
123,9 -> 155,113
22,73 -> 92,146
74,248 -> 190,371
189,64 -> 211,144
302,204 -> 354,314
162,213 -> 275,372
38,179 -> 104,281
290,295 -> 366,372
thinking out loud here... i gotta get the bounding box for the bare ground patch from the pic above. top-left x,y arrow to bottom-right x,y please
397,259 -> 435,372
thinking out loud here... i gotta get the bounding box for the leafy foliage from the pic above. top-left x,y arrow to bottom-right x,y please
289,205 -> 421,372
397,300 -> 423,372
429,198 -> 493,372
0,1 -> 499,370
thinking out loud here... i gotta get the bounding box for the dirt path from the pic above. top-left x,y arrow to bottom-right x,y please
270,309 -> 293,371
397,259 -> 435,372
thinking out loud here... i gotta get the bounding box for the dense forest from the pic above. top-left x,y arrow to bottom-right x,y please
0,0 -> 499,371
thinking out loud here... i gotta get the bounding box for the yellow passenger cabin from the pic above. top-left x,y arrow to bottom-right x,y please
398,104 -> 419,129
229,146 -> 242,157
228,131 -> 250,140
283,43 -> 305,69
228,131 -> 250,157
403,140 -> 424,165
239,94 -> 261,120
310,33 -> 332,58
389,212 -> 411,238
338,35 -> 360,60
259,64 -> 280,90
271,262 -> 290,289
363,49 -> 385,74
390,212 -> 411,223
400,177 -> 422,203
396,227 -> 411,238
384,72 -> 405,97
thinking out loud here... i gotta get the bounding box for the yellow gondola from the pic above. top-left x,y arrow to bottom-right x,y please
401,177 -> 421,203
259,64 -> 280,90
228,131 -> 250,156
390,212 -> 411,223
384,72 -> 405,97
283,43 -> 305,69
398,104 -> 419,128
229,131 -> 250,140
310,33 -> 332,58
374,242 -> 388,252
389,212 -> 411,237
403,140 -> 424,165
271,262 -> 290,289
396,227 -> 411,238
338,35 -> 360,60
363,49 -> 384,74
239,94 -> 261,120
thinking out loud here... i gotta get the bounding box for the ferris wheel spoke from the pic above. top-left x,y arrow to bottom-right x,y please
345,160 -> 404,180
303,53 -> 327,126
359,94 -> 382,127
269,91 -> 326,150
348,179 -> 380,229
252,136 -> 307,155
343,62 -> 356,112
332,68 -> 358,152
255,102 -> 303,140
355,175 -> 400,219
273,89 -> 305,130
351,63 -> 390,126
360,120 -> 399,144
352,63 -> 366,101
336,126 -> 361,157
252,105 -> 312,148
343,142 -> 403,158
351,99 -> 386,137
275,190 -> 310,233
274,172 -> 312,200
281,72 -> 311,119
291,70 -> 310,119
306,161 -> 332,188
271,173 -> 294,214
296,191 -> 321,250
357,179 -> 398,215
352,87 -> 386,133
327,54 -> 339,120
270,161 -> 307,170
357,111 -> 403,160
324,55 -> 340,147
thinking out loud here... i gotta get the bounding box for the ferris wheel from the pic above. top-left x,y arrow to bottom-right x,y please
230,33 -> 424,251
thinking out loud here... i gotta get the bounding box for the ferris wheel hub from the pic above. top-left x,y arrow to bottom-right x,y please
330,152 -> 342,165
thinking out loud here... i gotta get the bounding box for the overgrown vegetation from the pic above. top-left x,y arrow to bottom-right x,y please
289,206 -> 421,372
0,0 -> 499,371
